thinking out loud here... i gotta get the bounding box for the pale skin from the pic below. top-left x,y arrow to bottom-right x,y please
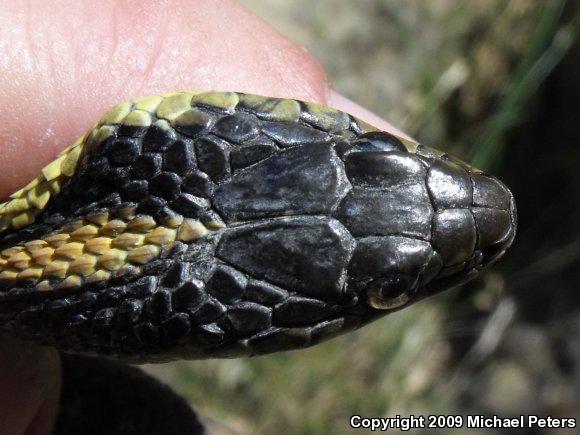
0,1 -> 411,434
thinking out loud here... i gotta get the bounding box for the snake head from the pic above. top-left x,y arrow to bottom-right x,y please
338,132 -> 517,314
0,93 -> 517,359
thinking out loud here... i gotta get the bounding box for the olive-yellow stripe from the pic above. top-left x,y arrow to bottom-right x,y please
0,209 -> 221,291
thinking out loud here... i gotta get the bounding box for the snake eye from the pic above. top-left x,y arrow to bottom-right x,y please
366,275 -> 415,310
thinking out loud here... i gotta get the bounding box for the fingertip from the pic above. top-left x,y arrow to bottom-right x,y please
0,0 -> 330,198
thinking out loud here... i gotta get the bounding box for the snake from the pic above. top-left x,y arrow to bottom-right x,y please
0,90 -> 516,363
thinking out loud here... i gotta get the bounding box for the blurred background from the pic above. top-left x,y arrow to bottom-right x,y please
144,1 -> 580,433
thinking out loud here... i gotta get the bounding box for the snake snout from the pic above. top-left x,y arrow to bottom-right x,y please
420,164 -> 516,297
470,173 -> 517,267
